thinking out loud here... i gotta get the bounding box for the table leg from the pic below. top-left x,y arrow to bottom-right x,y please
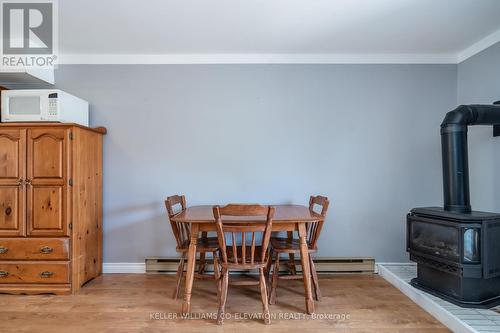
182,223 -> 199,314
298,222 -> 315,314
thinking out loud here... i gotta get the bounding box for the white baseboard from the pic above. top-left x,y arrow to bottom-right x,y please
102,260 -> 410,274
103,258 -> 381,274
103,263 -> 146,274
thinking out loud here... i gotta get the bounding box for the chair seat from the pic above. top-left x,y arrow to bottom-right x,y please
223,245 -> 267,267
177,237 -> 219,252
270,237 -> 317,253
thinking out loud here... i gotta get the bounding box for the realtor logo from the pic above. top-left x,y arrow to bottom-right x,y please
1,0 -> 58,68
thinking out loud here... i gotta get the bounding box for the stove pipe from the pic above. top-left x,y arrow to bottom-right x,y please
441,104 -> 500,213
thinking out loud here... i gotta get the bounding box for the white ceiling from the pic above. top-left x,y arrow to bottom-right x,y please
59,0 -> 500,64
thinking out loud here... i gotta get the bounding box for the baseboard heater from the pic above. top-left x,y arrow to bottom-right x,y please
145,257 -> 375,274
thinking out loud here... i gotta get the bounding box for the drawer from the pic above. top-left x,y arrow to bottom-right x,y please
0,238 -> 69,260
0,262 -> 70,284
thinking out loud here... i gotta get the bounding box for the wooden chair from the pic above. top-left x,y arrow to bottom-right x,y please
165,195 -> 220,299
268,195 -> 329,304
213,204 -> 275,325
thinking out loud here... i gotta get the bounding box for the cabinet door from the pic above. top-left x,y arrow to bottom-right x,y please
26,128 -> 70,236
0,129 -> 26,236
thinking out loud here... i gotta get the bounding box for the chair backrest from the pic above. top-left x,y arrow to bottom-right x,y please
213,204 -> 275,266
165,195 -> 189,249
307,195 -> 330,249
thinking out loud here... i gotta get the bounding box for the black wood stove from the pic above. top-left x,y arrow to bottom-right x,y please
407,103 -> 500,308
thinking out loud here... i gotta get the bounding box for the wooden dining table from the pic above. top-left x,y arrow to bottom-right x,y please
171,204 -> 323,315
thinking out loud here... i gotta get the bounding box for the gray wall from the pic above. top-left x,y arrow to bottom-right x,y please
53,64 -> 457,263
458,42 -> 500,213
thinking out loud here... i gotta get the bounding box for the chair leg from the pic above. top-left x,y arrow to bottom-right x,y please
173,253 -> 185,300
309,255 -> 321,301
288,253 -> 297,275
265,250 -> 274,283
217,269 -> 229,325
259,267 -> 271,325
213,251 -> 220,298
286,231 -> 296,275
269,253 -> 280,305
199,252 -> 206,275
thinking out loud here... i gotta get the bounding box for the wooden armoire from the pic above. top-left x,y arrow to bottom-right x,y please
0,123 -> 106,294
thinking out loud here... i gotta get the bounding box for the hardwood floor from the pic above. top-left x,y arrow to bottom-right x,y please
0,273 -> 450,332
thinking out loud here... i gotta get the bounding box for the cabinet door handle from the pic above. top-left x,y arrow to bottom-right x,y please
0,271 -> 9,278
16,179 -> 24,186
40,246 -> 54,254
25,179 -> 32,185
0,247 -> 8,254
40,271 -> 54,278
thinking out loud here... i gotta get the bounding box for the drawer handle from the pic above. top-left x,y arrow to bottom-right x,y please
40,246 -> 54,254
0,271 -> 9,278
0,247 -> 8,254
40,271 -> 54,278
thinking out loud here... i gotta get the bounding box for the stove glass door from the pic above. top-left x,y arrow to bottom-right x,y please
410,220 -> 459,261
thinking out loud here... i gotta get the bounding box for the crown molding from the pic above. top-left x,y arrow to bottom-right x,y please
457,27 -> 500,63
57,31 -> 500,66
59,53 -> 458,65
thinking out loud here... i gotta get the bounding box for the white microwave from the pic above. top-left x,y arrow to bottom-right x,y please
1,89 -> 89,126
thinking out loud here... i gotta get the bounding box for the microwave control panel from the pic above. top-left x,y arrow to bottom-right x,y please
48,93 -> 58,116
